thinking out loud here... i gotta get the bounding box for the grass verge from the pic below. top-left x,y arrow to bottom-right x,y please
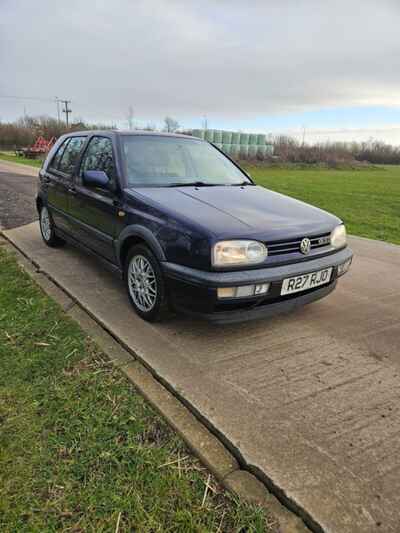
0,151 -> 43,168
0,247 -> 275,532
244,164 -> 400,245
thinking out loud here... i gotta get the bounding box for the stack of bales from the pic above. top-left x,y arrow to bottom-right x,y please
191,129 -> 273,160
192,129 -> 205,140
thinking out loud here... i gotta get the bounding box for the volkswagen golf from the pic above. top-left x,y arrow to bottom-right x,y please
37,131 -> 353,323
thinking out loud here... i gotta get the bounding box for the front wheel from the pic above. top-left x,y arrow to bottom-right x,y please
39,205 -> 65,247
124,244 -> 167,322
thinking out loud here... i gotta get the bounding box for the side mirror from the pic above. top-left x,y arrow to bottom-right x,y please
83,170 -> 109,189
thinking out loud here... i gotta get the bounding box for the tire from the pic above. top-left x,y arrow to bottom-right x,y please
124,244 -> 168,322
39,205 -> 65,247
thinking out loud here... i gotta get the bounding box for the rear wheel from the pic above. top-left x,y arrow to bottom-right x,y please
124,244 -> 167,322
39,205 -> 65,247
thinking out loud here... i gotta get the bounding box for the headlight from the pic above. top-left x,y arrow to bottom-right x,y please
330,224 -> 347,249
212,240 -> 268,267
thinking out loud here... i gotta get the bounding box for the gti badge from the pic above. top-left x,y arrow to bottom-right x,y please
300,237 -> 311,255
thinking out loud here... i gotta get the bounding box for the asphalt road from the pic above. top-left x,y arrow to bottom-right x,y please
2,160 -> 400,532
0,161 -> 38,229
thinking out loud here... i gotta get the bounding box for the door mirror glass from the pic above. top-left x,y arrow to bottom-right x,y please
83,170 -> 109,188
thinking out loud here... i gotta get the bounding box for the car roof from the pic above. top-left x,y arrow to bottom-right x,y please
60,130 -> 200,141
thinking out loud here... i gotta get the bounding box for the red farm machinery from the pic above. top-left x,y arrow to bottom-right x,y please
16,136 -> 56,159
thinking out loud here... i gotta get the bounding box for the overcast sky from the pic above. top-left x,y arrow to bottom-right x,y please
1,0 -> 400,143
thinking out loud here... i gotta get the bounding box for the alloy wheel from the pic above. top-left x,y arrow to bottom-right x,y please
128,254 -> 158,312
40,206 -> 52,241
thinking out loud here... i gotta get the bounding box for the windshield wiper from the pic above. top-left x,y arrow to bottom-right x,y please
231,180 -> 254,186
167,181 -> 223,187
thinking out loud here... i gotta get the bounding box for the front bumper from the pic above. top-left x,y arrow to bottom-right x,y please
162,247 -> 353,323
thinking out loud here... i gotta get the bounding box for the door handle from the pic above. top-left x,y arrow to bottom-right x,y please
68,187 -> 77,195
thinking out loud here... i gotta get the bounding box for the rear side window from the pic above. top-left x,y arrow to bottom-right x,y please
58,136 -> 86,176
49,138 -> 70,170
80,136 -> 116,187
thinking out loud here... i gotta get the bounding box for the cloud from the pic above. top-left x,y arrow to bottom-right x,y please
278,126 -> 400,146
1,0 -> 399,125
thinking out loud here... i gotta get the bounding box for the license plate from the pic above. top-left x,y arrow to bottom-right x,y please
281,267 -> 333,295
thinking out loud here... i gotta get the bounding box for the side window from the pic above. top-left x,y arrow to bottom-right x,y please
80,137 -> 116,188
58,136 -> 86,176
49,138 -> 70,171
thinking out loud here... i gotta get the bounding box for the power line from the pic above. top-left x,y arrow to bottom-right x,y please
1,94 -> 71,124
0,94 -> 55,103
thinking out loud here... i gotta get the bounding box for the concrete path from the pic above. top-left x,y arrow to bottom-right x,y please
4,221 -> 400,532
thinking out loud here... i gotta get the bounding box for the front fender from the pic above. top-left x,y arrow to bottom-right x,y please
116,225 -> 166,266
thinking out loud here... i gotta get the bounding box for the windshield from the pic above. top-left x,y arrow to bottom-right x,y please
121,135 -> 251,187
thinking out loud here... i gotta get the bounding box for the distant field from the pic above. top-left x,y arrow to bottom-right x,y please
0,152 -> 398,245
244,164 -> 400,245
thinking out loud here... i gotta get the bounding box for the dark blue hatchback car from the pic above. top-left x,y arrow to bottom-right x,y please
37,131 -> 353,323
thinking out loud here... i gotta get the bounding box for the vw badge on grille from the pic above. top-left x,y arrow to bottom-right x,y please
300,237 -> 311,255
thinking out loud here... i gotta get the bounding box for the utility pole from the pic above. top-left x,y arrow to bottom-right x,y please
202,115 -> 208,131
55,97 -> 61,123
61,99 -> 72,127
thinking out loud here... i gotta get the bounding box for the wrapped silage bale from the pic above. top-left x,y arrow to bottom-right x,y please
248,145 -> 258,159
249,134 -> 258,145
239,145 -> 249,159
204,130 -> 214,142
240,133 -> 249,145
213,130 -> 223,143
231,132 -> 240,144
222,131 -> 232,144
230,144 -> 240,159
257,134 -> 266,145
222,143 -> 232,155
214,143 -> 223,150
257,145 -> 267,159
192,129 -> 205,139
265,144 -> 274,156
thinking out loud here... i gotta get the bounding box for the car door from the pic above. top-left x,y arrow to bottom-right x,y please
43,135 -> 87,234
68,135 -> 119,263
42,137 -> 71,233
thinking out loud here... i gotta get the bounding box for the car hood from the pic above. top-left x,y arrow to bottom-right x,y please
126,185 -> 341,240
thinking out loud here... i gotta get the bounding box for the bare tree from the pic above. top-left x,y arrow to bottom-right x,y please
3,114 -> 400,164
163,116 -> 180,133
142,122 -> 157,131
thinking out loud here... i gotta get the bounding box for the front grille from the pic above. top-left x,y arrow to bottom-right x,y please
266,233 -> 331,256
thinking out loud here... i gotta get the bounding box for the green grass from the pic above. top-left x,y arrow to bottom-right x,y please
244,164 -> 400,245
0,248 -> 275,532
0,151 -> 43,168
